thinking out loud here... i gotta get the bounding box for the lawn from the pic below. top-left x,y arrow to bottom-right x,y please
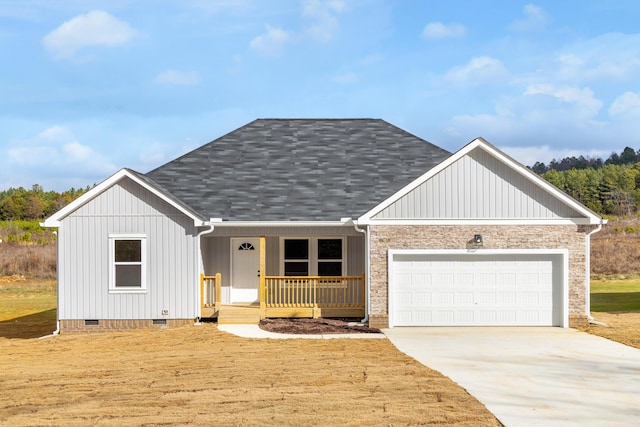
0,276 -> 56,338
590,278 -> 640,312
585,278 -> 640,349
0,279 -> 500,426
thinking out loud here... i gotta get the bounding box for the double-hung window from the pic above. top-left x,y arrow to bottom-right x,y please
109,234 -> 147,292
281,237 -> 345,276
284,239 -> 309,276
317,239 -> 343,276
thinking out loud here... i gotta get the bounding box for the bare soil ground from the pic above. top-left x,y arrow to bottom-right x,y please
581,312 -> 640,349
0,324 -> 501,427
0,279 -> 500,426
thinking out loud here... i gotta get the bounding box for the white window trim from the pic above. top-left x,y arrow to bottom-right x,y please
109,233 -> 147,294
279,237 -> 346,276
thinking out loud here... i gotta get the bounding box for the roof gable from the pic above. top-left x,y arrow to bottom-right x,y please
145,119 -> 451,221
360,138 -> 603,225
42,169 -> 206,227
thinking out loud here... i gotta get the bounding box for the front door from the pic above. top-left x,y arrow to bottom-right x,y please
230,238 -> 261,303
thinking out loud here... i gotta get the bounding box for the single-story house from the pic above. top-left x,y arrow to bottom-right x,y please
43,119 -> 604,333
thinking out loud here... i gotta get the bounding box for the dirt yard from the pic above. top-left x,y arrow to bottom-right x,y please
0,323 -> 501,426
581,312 -> 640,349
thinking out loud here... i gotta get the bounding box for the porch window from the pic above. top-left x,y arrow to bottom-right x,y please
109,234 -> 147,293
281,237 -> 344,276
318,239 -> 342,276
284,239 -> 309,276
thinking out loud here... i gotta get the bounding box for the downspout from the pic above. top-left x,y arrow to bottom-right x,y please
351,220 -> 370,324
40,230 -> 60,339
585,219 -> 604,325
195,223 -> 215,323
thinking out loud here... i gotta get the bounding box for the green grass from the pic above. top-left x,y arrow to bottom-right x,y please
591,279 -> 640,312
0,281 -> 56,338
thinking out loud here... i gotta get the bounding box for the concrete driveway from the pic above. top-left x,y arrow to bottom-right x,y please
384,327 -> 640,427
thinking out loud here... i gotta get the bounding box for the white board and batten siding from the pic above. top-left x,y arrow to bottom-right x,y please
373,148 -> 583,220
57,177 -> 199,321
388,250 -> 568,327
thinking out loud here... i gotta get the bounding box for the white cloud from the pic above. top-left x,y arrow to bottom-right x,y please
524,84 -> 602,117
155,70 -> 200,86
250,24 -> 292,56
509,4 -> 548,32
38,125 -> 72,141
609,92 -> 640,117
63,141 -> 93,161
553,33 -> 640,83
42,10 -> 137,60
445,56 -> 508,85
7,126 -> 115,176
422,22 -> 466,41
302,0 -> 346,42
440,83 -> 616,159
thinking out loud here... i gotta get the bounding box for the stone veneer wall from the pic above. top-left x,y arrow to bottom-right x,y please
368,224 -> 595,329
60,319 -> 195,333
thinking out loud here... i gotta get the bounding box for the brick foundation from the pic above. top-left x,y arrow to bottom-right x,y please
568,314 -> 590,329
368,315 -> 389,330
60,319 -> 195,333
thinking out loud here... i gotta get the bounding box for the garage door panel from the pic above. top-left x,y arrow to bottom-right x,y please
456,292 -> 474,304
391,253 -> 562,326
477,311 -> 497,323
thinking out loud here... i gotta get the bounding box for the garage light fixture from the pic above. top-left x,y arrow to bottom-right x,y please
473,234 -> 483,245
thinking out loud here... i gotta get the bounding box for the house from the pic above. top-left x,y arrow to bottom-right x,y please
42,119 -> 604,332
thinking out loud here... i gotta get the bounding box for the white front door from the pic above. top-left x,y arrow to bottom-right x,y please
231,238 -> 261,303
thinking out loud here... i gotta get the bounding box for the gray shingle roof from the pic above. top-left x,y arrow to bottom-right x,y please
145,119 -> 451,221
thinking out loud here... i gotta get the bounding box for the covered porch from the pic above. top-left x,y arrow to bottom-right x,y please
199,231 -> 366,323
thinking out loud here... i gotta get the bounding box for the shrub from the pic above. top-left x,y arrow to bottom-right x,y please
0,243 -> 56,279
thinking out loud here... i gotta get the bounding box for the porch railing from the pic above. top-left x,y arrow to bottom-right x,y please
261,274 -> 365,318
200,273 -> 221,309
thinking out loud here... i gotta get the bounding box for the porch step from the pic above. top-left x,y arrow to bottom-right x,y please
201,307 -> 218,319
217,304 -> 261,325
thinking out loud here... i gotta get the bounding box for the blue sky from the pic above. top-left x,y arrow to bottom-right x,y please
1,1 -> 639,191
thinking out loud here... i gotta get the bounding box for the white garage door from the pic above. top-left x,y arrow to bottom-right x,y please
390,252 -> 565,327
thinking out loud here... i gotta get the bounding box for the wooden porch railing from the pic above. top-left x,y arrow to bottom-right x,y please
261,273 -> 365,319
200,273 -> 221,309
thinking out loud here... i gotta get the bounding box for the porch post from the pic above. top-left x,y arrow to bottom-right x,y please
214,272 -> 222,310
259,236 -> 266,319
199,273 -> 204,311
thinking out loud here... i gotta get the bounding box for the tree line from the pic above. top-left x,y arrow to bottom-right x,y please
0,185 -> 90,221
529,146 -> 640,216
531,146 -> 640,174
541,164 -> 640,216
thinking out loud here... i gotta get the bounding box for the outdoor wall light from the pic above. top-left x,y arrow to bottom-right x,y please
473,234 -> 483,245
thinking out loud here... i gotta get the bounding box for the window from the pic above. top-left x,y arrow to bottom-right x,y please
281,237 -> 345,276
109,234 -> 146,292
284,239 -> 309,276
317,239 -> 342,276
